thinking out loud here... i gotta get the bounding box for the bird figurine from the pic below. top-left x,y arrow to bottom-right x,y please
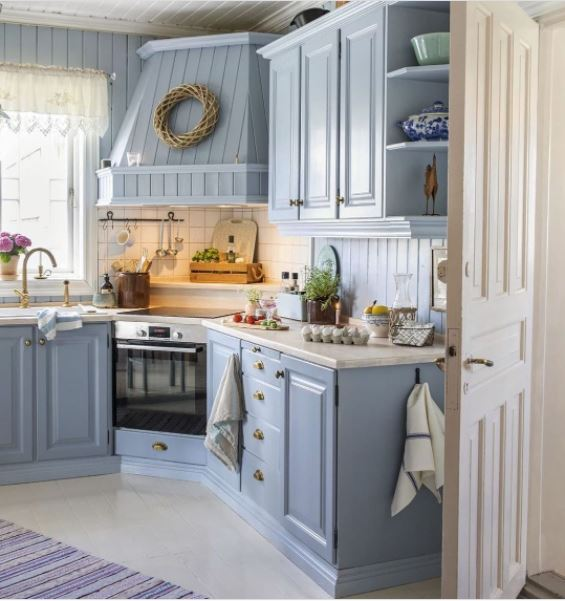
424,154 -> 439,216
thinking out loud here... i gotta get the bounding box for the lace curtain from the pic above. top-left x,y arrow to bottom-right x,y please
0,62 -> 109,136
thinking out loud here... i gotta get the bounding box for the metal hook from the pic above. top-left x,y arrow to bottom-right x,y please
415,368 -> 421,385
168,211 -> 175,221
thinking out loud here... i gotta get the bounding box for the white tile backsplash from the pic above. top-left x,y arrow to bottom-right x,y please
96,206 -> 310,284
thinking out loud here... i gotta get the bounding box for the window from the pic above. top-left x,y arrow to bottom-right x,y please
0,127 -> 86,279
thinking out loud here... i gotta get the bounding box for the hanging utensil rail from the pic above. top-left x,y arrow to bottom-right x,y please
98,210 -> 184,229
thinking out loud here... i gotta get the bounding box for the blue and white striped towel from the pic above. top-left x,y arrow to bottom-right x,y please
36,308 -> 83,341
391,382 -> 445,516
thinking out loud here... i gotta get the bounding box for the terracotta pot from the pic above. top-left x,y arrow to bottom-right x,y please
307,299 -> 336,325
0,255 -> 20,280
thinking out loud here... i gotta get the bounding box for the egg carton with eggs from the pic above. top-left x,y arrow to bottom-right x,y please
301,325 -> 370,345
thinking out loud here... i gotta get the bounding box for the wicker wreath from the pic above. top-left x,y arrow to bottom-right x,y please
153,84 -> 219,149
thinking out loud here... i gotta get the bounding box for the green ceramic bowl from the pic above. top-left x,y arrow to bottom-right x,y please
411,32 -> 450,66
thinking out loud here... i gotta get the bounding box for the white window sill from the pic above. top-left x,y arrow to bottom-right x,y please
0,279 -> 93,299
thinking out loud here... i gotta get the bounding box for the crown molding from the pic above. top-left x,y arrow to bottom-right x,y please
0,7 -> 229,37
137,32 -> 280,59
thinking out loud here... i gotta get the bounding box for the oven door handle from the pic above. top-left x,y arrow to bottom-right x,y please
116,343 -> 198,354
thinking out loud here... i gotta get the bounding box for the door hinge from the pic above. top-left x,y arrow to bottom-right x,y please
333,528 -> 338,548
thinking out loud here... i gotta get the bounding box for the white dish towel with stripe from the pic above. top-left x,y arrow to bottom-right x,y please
204,353 -> 244,472
36,308 -> 83,341
391,382 -> 445,516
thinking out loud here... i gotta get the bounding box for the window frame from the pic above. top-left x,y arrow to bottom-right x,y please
0,132 -> 98,299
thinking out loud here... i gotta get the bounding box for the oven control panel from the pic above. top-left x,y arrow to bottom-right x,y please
114,321 -> 207,344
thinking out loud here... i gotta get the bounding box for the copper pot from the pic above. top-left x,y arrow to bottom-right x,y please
117,272 -> 150,308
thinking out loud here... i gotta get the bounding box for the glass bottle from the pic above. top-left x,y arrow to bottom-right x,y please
392,273 -> 415,309
290,272 -> 299,293
226,235 -> 236,263
280,271 -> 290,293
100,273 -> 113,295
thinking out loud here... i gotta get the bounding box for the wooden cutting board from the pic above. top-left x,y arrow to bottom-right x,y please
212,219 -> 257,263
221,319 -> 289,331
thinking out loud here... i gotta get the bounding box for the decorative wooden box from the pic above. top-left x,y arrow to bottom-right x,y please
189,262 -> 264,284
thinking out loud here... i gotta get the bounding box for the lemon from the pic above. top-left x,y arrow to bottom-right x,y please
371,303 -> 389,316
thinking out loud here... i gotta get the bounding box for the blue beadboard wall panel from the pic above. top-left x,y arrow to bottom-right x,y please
111,44 -> 270,168
0,23 -> 152,160
313,237 -> 447,332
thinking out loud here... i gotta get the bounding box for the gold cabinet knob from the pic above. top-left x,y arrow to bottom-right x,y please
275,370 -> 284,379
253,390 -> 265,401
434,357 -> 446,372
24,339 -> 32,347
253,429 -> 265,441
336,195 -> 345,205
152,441 -> 168,452
253,469 -> 264,481
38,338 -> 46,346
253,360 -> 264,370
289,199 -> 297,207
251,346 -> 261,353
296,199 -> 304,206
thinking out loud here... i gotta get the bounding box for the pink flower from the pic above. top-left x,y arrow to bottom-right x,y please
0,232 -> 10,237
0,236 -> 14,252
14,234 -> 31,248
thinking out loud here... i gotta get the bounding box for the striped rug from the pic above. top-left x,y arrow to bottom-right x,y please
0,519 -> 206,599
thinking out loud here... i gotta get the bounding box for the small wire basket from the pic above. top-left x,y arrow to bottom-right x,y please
390,321 -> 435,347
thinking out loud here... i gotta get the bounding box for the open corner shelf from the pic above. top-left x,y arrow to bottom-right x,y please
386,141 -> 448,152
387,64 -> 449,83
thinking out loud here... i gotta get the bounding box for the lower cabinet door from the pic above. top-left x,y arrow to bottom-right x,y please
281,354 -> 336,563
36,324 -> 110,461
0,326 -> 34,465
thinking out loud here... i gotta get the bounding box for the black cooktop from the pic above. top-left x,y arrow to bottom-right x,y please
124,306 -> 233,319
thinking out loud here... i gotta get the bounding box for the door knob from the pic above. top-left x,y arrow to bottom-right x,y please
251,346 -> 261,353
434,357 -> 446,372
296,199 -> 304,206
253,429 -> 264,441
289,199 -> 296,207
38,338 -> 46,346
465,357 -> 494,367
152,441 -> 168,452
253,360 -> 264,370
336,195 -> 345,205
253,390 -> 265,401
253,469 -> 264,481
24,339 -> 32,347
275,370 -> 284,379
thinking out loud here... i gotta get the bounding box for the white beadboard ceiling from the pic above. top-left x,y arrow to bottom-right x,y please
0,0 -> 326,36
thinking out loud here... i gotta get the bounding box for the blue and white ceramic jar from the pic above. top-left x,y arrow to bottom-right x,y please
397,100 -> 449,141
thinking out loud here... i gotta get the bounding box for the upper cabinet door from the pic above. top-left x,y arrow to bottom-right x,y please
36,324 -> 110,461
300,29 -> 339,220
339,7 -> 385,219
0,327 -> 34,465
269,48 -> 301,222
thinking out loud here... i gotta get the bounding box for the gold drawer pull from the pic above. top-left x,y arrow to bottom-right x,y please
39,338 -> 46,346
253,360 -> 264,370
253,429 -> 264,441
253,390 -> 265,401
24,339 -> 32,347
251,346 -> 261,353
253,469 -> 264,481
152,441 -> 168,452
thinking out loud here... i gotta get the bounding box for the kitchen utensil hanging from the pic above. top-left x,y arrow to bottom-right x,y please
167,216 -> 178,256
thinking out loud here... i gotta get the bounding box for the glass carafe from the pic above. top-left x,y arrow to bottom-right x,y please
392,273 -> 415,309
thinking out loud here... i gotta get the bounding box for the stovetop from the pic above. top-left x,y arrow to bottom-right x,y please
123,306 -> 233,319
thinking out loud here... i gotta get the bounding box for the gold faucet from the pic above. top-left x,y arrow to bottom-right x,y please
14,247 -> 57,308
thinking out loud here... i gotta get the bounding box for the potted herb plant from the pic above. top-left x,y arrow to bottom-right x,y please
244,287 -> 262,316
304,264 -> 340,324
0,232 -> 31,280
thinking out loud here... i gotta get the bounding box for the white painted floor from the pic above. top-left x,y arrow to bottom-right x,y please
0,474 -> 441,599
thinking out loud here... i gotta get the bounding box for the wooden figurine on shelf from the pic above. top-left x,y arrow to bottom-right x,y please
424,154 -> 439,216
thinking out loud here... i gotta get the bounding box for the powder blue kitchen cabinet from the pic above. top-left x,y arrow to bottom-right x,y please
281,354 -> 336,563
36,324 -> 110,461
0,326 -> 34,465
0,323 -> 111,477
206,329 -> 241,491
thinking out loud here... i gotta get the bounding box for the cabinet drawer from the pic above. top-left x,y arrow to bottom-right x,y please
242,375 -> 281,426
241,451 -> 280,518
242,414 -> 279,467
114,429 -> 206,465
241,348 -> 284,389
241,340 -> 280,361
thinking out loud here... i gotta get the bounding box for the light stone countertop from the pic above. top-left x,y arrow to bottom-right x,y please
203,317 -> 445,370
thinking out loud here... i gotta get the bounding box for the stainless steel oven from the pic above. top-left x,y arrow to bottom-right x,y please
113,321 -> 207,436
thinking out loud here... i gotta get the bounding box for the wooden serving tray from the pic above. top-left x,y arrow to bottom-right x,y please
189,261 -> 264,283
221,319 -> 289,331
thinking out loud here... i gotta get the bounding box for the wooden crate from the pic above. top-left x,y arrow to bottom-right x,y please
189,262 -> 264,283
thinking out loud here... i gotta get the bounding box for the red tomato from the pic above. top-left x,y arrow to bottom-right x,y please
245,315 -> 256,325
233,313 -> 243,323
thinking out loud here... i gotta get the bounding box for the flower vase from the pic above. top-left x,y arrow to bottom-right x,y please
0,255 -> 20,280
307,300 -> 336,325
245,301 -> 258,317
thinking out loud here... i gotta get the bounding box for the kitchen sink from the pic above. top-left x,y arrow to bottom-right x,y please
0,306 -> 68,318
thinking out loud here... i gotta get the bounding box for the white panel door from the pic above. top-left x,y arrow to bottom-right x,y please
443,2 -> 538,598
